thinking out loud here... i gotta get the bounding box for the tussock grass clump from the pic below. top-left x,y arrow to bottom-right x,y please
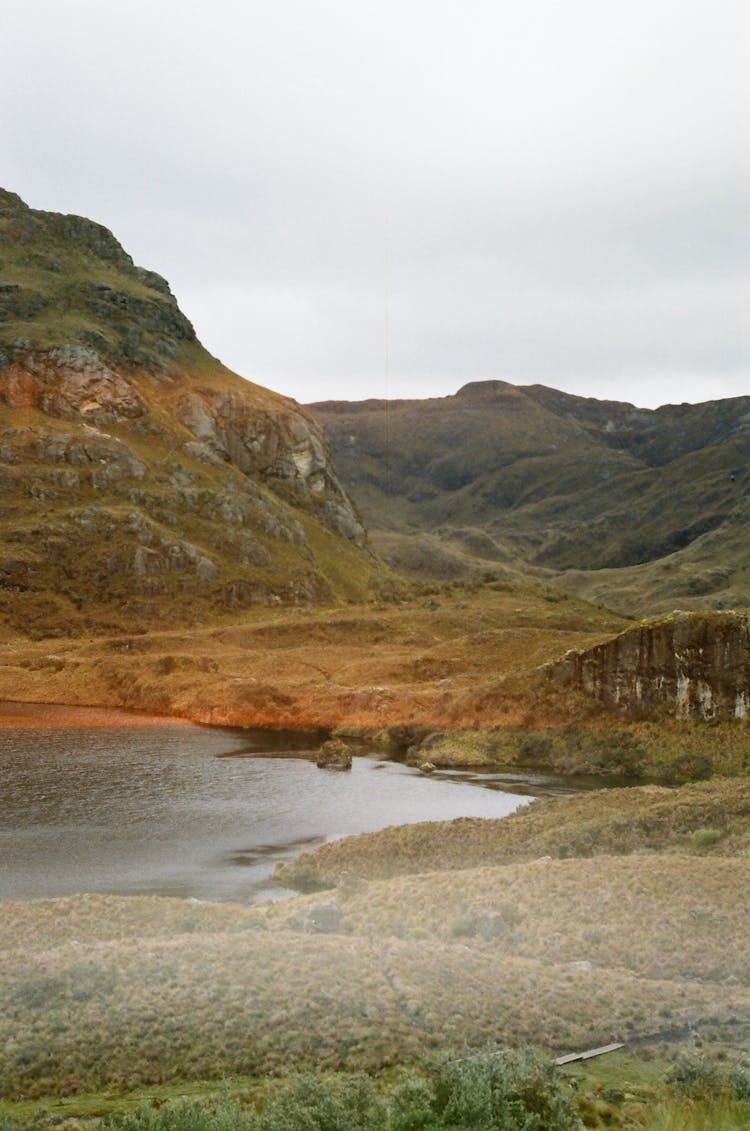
0,930 -> 411,1096
0,894 -> 259,953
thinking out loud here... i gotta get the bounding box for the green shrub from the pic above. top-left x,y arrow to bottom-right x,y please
433,1047 -> 577,1131
665,754 -> 714,783
516,734 -> 553,763
387,1074 -> 439,1131
666,1054 -> 723,1100
590,732 -> 645,778
258,1074 -> 384,1131
105,1095 -> 254,1131
691,827 -> 725,850
730,1061 -> 750,1100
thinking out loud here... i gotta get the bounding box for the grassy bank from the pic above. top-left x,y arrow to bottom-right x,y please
275,776 -> 750,889
403,718 -> 750,780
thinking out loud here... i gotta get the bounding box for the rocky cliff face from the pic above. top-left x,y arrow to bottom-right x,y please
554,612 -> 750,720
0,189 -> 372,634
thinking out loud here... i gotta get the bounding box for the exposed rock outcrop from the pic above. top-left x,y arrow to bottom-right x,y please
316,738 -> 353,770
288,899 -> 345,933
554,612 -> 750,720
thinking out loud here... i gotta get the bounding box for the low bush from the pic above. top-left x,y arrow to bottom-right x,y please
516,733 -> 553,763
105,1095 -> 254,1131
100,1052 -> 577,1131
589,732 -> 645,778
665,754 -> 714,783
691,827 -> 725,849
730,1060 -> 750,1100
259,1073 -> 384,1131
433,1047 -> 578,1131
387,1074 -> 439,1131
666,1054 -> 723,1099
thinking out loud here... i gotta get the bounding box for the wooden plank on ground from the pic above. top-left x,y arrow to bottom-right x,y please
554,1043 -> 625,1066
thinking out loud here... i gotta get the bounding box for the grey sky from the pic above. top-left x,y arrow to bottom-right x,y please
3,0 -> 748,408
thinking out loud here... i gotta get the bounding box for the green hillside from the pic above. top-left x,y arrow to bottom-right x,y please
309,380 -> 750,614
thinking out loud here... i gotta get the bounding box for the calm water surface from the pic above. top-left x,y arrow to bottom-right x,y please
0,716 -> 585,904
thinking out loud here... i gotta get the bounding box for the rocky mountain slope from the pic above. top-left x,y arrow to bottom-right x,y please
0,189 -> 379,635
309,380 -> 750,615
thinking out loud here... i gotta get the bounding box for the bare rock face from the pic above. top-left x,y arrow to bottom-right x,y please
2,348 -> 146,423
174,388 -> 365,546
554,612 -> 750,720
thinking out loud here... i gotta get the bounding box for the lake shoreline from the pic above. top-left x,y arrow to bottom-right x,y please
0,699 -> 194,729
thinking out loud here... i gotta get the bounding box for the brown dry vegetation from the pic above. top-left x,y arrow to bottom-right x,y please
0,579 -> 627,730
6,579 -> 750,779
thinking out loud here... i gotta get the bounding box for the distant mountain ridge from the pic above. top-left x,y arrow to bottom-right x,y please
309,380 -> 750,615
0,189 -> 378,636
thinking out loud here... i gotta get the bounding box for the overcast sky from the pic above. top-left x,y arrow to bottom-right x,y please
3,0 -> 749,408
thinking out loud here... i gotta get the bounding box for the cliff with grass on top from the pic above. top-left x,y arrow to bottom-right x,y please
554,610 -> 750,720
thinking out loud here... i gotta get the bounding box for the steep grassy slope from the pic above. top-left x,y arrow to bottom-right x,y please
0,188 -> 379,633
309,381 -> 750,614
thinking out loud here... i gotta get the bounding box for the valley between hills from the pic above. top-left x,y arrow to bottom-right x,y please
3,188 -> 750,1130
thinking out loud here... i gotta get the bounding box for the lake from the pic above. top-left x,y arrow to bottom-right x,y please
0,708 -> 586,904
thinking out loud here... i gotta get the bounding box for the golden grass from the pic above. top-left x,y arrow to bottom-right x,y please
264,854 -> 750,985
0,580 -> 626,730
0,893 -> 259,951
2,891 -> 748,1100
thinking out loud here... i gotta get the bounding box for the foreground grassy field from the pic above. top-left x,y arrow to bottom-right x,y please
4,580 -> 750,1127
4,778 -> 750,1128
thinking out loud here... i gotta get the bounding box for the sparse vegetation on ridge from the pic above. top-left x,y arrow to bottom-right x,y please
0,187 -> 382,630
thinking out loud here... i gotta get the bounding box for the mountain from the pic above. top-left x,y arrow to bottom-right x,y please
0,189 -> 379,636
308,380 -> 750,615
